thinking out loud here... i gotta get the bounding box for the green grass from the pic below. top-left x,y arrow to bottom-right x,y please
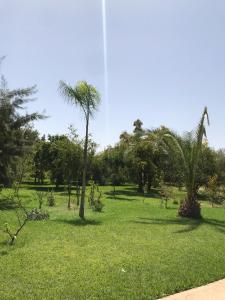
1,185 -> 225,300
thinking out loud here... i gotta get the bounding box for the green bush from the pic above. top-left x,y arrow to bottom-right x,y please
27,208 -> 49,221
47,190 -> 55,207
88,180 -> 104,212
91,199 -> 104,212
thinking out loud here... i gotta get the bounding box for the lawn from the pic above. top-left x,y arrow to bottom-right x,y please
0,185 -> 225,300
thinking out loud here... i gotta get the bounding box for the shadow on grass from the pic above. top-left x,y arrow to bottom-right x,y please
105,195 -> 136,201
132,217 -> 225,234
52,218 -> 101,226
0,250 -> 8,256
105,188 -> 161,200
25,185 -> 65,192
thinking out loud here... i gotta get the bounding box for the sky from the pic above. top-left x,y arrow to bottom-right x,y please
1,0 -> 225,151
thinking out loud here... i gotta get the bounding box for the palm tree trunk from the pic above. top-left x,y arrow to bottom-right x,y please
178,186 -> 201,219
79,112 -> 89,219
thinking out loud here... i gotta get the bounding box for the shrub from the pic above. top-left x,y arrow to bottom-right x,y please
47,189 -> 55,207
35,191 -> 47,209
207,175 -> 225,207
27,208 -> 49,221
159,184 -> 172,209
88,180 -> 104,212
92,198 -> 104,212
173,199 -> 179,205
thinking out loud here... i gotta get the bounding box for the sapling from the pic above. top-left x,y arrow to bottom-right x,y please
4,204 -> 28,245
88,180 -> 104,212
35,191 -> 47,209
159,184 -> 172,208
47,189 -> 55,207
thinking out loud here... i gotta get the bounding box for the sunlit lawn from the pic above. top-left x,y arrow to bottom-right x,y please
0,185 -> 225,300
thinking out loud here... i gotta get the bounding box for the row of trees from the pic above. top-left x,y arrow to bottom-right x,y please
1,76 -> 225,219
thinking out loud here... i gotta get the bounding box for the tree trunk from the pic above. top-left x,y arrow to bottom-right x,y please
67,182 -> 71,209
147,176 -> 152,194
137,170 -> 144,194
79,112 -> 89,219
76,180 -> 80,206
178,194 -> 201,219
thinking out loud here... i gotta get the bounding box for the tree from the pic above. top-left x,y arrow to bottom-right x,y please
59,81 -> 100,219
215,149 -> 225,185
207,175 -> 221,207
33,133 -> 83,207
163,107 -> 209,219
0,81 -> 44,186
133,119 -> 144,136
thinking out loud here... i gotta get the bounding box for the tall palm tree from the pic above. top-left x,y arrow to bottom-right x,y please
163,107 -> 209,219
59,81 -> 100,219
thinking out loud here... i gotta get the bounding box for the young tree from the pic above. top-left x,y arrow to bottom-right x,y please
59,81 -> 100,219
163,107 -> 209,219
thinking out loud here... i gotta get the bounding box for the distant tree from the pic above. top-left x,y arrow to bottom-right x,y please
133,119 -> 144,136
59,81 -> 100,219
207,175 -> 220,207
215,149 -> 225,185
194,143 -> 216,194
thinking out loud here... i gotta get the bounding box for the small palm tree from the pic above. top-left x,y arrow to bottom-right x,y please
163,107 -> 209,218
59,80 -> 100,219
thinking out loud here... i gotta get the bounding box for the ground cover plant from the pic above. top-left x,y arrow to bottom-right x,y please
1,184 -> 225,300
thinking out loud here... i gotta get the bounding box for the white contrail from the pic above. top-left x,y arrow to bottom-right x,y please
101,0 -> 109,145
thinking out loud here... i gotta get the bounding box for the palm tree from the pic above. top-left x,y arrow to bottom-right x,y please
163,107 -> 209,219
59,81 -> 100,219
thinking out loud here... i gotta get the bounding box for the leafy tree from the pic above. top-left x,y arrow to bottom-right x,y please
133,119 -> 144,136
194,142 -> 216,194
0,81 -> 44,186
33,133 -> 83,209
163,107 -> 209,219
59,81 -> 100,219
207,175 -> 220,207
215,149 -> 225,185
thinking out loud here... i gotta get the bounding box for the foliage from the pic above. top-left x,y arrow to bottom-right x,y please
47,189 -> 55,207
159,184 -> 172,208
215,149 -> 225,185
26,208 -> 49,221
88,179 -> 104,212
35,191 -> 47,209
207,175 -> 224,206
0,80 -> 44,186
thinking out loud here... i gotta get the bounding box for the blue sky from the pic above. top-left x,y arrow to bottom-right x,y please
1,0 -> 225,150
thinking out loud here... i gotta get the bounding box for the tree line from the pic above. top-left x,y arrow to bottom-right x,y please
1,78 -> 225,219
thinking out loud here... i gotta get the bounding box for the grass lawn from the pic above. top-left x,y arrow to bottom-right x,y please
1,185 -> 225,300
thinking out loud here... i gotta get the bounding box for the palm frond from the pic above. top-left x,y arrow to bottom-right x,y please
163,133 -> 189,181
59,80 -> 101,118
191,107 -> 210,186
